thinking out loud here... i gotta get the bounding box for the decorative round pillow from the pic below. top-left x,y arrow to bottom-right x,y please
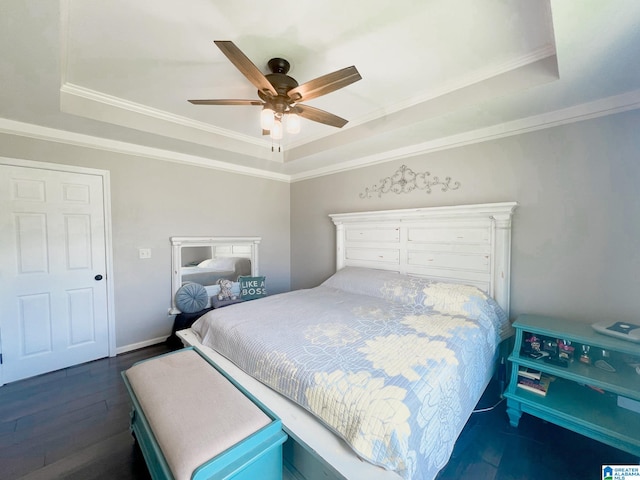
175,282 -> 208,313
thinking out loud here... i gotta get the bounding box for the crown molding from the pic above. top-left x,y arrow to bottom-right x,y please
60,83 -> 268,147
283,45 -> 558,151
2,88 -> 638,184
356,45 -> 558,127
0,118 -> 290,182
290,88 -> 640,182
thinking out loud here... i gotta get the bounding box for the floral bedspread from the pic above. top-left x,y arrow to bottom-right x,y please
192,267 -> 511,480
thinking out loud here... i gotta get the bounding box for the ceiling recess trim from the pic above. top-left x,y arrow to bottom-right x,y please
289,89 -> 640,182
60,83 -> 267,146
0,118 -> 290,182
59,83 -> 284,164
354,45 -> 558,128
2,89 -> 638,183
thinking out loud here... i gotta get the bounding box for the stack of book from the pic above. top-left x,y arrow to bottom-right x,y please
517,367 -> 553,396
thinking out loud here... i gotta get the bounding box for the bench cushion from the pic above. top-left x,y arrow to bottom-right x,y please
125,349 -> 271,480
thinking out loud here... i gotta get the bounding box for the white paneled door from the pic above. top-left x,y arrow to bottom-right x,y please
0,164 -> 110,384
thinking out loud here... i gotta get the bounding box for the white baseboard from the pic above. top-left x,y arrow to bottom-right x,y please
115,336 -> 167,355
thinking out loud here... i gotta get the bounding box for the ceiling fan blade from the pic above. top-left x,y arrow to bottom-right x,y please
214,41 -> 277,98
295,104 -> 349,128
287,66 -> 361,103
188,99 -> 263,106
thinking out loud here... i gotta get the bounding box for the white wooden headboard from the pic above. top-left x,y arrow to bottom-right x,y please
329,202 -> 518,316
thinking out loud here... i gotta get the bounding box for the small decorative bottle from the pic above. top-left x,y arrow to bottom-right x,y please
579,345 -> 591,365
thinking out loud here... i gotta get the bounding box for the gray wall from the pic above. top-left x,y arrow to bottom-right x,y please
3,107 -> 638,348
291,109 -> 640,325
0,133 -> 291,348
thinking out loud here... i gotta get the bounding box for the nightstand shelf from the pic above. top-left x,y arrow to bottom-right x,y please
504,314 -> 640,457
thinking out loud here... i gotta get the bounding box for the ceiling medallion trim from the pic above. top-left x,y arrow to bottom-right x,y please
359,164 -> 461,199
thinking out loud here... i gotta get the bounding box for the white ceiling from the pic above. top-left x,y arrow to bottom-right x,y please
1,1 -> 639,181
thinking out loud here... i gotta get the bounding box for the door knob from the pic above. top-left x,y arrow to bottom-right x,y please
95,274 -> 103,281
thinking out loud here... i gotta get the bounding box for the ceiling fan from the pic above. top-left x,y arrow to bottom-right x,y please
188,41 -> 362,139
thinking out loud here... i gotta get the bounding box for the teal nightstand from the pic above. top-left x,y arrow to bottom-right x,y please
504,314 -> 640,457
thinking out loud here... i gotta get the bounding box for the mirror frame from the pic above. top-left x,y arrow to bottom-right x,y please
170,236 -> 261,314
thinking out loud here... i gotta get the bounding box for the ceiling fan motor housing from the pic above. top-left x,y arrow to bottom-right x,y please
257,58 -> 300,114
267,58 -> 290,74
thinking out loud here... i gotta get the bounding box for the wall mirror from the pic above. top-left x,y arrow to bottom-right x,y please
170,236 -> 261,314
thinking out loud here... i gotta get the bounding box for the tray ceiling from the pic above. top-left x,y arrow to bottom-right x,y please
2,0 -> 640,180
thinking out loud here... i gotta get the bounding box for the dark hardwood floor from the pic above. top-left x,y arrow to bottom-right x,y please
436,380 -> 637,480
0,344 -> 636,480
0,344 -> 170,480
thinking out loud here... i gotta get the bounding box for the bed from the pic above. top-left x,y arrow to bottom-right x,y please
177,202 -> 518,480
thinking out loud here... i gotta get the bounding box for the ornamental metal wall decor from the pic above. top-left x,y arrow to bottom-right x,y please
359,164 -> 461,198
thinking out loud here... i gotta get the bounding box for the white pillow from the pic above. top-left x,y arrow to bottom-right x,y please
197,257 -> 235,271
197,258 -> 215,268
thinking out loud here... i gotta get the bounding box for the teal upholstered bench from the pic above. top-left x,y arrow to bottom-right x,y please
122,348 -> 287,480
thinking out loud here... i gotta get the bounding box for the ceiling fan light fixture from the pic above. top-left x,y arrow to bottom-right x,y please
260,107 -> 275,130
286,113 -> 301,134
189,41 -> 362,145
270,118 -> 283,140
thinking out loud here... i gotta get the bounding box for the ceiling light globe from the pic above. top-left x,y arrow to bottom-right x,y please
270,119 -> 283,140
261,107 -> 274,130
286,113 -> 301,134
